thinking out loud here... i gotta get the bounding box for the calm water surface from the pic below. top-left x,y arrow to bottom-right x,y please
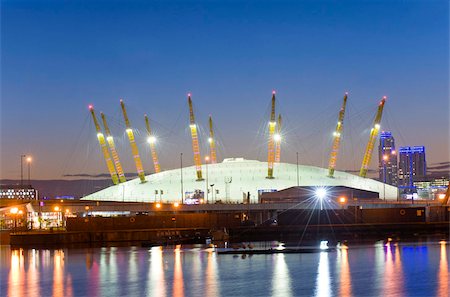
1,241 -> 448,297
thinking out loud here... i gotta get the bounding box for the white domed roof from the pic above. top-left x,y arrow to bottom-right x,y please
82,158 -> 398,202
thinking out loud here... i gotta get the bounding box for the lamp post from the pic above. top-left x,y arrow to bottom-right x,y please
54,206 -> 61,228
180,153 -> 184,204
383,154 -> 388,201
339,196 -> 347,209
20,155 -> 26,185
10,207 -> 18,231
26,156 -> 32,186
205,156 -> 210,203
296,152 -> 299,187
210,184 -> 215,203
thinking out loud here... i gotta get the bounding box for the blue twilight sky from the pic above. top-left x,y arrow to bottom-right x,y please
1,0 -> 448,180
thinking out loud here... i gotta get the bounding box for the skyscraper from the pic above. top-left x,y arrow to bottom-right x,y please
398,146 -> 427,191
378,131 -> 398,186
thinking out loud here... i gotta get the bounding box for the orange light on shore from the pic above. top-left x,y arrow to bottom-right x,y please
155,203 -> 161,209
18,210 -> 23,215
10,207 -> 18,214
173,202 -> 179,208
339,196 -> 347,204
438,194 -> 446,200
54,206 -> 60,212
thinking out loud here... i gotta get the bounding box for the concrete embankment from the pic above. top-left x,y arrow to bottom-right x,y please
7,205 -> 449,247
9,228 -> 211,248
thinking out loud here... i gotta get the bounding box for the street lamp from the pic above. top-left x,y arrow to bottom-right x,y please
26,156 -> 32,185
20,155 -> 26,185
205,156 -> 210,203
210,184 -> 215,203
315,188 -> 327,210
383,154 -> 388,201
339,196 -> 347,209
54,206 -> 61,227
10,207 -> 19,231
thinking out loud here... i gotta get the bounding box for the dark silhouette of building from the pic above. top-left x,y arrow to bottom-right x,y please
378,131 -> 398,186
398,146 -> 427,192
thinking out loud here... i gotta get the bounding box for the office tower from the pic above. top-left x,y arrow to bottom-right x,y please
398,146 -> 427,190
379,131 -> 398,186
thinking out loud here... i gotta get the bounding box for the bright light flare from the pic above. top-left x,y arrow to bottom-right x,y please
106,136 -> 113,141
315,188 -> 327,199
339,196 -> 346,204
10,207 -> 18,214
208,137 -> 213,143
438,194 -> 446,200
273,133 -> 281,142
147,136 -> 156,144
276,243 -> 285,251
126,128 -> 132,133
26,156 -> 32,163
173,202 -> 179,208
155,203 -> 161,209
54,206 -> 60,212
374,124 -> 381,129
320,240 -> 329,250
383,155 -> 389,161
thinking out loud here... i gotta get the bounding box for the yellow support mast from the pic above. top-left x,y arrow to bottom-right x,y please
274,114 -> 282,163
144,114 -> 161,173
100,112 -> 127,183
208,115 -> 217,164
328,92 -> 348,177
267,91 -> 276,179
120,99 -> 146,183
188,94 -> 204,181
359,96 -> 387,178
88,105 -> 119,185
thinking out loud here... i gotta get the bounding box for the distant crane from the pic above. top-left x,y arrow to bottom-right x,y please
267,91 -> 276,179
144,114 -> 161,173
274,114 -> 282,163
120,99 -> 146,183
100,112 -> 127,183
328,93 -> 348,177
360,97 -> 387,178
188,94 -> 204,181
88,105 -> 119,185
208,115 -> 217,164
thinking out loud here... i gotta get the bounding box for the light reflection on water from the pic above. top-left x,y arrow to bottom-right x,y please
272,253 -> 291,297
315,251 -> 331,297
337,247 -> 352,297
438,241 -> 448,297
1,242 -> 449,297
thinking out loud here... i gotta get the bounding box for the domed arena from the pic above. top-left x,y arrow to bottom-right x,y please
81,158 -> 398,203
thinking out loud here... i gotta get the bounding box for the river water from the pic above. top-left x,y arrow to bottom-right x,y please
1,241 -> 448,297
